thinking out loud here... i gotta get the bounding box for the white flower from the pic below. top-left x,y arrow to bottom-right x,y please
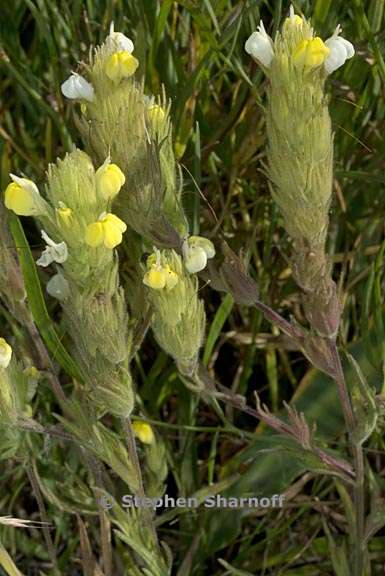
61,73 -> 94,102
245,21 -> 274,68
46,273 -> 70,301
0,338 -> 12,369
182,236 -> 216,274
324,25 -> 354,74
36,231 -> 68,268
183,244 -> 207,274
107,22 -> 134,53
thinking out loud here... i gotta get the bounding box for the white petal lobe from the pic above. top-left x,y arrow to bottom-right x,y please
244,21 -> 274,68
61,74 -> 94,102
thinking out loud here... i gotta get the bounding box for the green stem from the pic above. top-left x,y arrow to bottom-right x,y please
121,417 -> 160,551
329,342 -> 365,576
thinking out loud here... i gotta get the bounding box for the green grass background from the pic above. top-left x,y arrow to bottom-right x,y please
1,0 -> 385,574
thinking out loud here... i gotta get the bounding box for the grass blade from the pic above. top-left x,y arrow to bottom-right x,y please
9,214 -> 83,381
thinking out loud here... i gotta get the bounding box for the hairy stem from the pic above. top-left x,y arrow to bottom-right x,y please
121,417 -> 160,551
86,456 -> 113,576
26,463 -> 58,572
329,342 -> 365,576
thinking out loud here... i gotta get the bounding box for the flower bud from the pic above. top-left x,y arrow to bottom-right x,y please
147,104 -> 166,126
96,159 -> 125,200
132,421 -> 155,445
56,203 -> 73,227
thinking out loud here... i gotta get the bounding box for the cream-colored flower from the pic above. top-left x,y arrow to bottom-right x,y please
107,23 -> 134,53
143,250 -> 179,290
325,25 -> 354,74
36,231 -> 68,267
245,21 -> 274,68
182,236 -> 215,274
61,73 -> 94,102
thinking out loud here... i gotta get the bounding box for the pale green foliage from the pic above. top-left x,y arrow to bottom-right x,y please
146,250 -> 206,376
144,436 -> 168,497
44,150 -> 119,282
41,150 -> 134,416
0,204 -> 26,310
79,39 -> 187,243
267,19 -> 333,249
58,401 -> 139,490
0,358 -> 38,459
265,18 -> 338,337
112,503 -> 171,576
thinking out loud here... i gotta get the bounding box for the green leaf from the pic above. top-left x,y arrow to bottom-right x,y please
8,214 -> 83,382
202,335 -> 382,553
0,543 -> 24,576
203,294 -> 234,366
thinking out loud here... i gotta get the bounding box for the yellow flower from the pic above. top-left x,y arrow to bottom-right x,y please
4,174 -> 42,216
293,37 -> 330,69
143,251 -> 179,290
148,104 -> 166,126
0,338 -> 12,369
96,159 -> 125,200
85,213 -> 127,249
105,51 -> 139,82
143,266 -> 167,290
132,421 -> 155,445
56,203 -> 73,226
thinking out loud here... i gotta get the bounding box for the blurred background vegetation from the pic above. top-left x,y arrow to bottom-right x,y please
1,0 -> 385,574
